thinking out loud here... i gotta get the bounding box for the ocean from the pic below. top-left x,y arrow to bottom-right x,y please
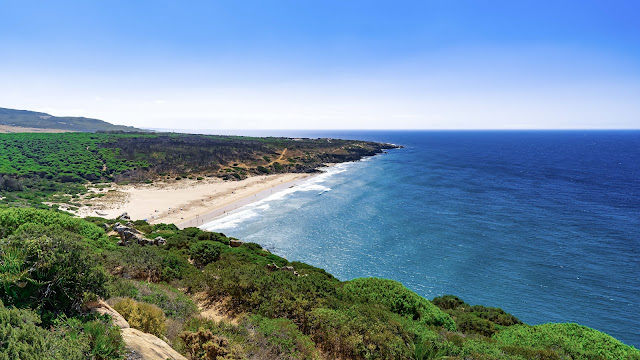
199,130 -> 640,347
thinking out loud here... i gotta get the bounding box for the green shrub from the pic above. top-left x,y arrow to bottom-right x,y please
0,301 -> 125,360
0,224 -> 110,313
433,295 -> 521,336
105,244 -> 194,282
153,223 -> 179,232
0,302 -> 86,360
0,207 -> 113,249
308,305 -> 419,359
494,323 -> 640,359
55,315 -> 126,360
133,281 -> 199,319
190,241 -> 225,267
339,278 -> 456,331
113,298 -> 167,337
247,315 -> 319,360
106,277 -> 139,299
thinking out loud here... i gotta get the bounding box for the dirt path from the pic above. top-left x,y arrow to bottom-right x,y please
268,148 -> 287,165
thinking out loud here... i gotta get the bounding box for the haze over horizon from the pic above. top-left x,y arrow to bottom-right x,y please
1,1 -> 639,130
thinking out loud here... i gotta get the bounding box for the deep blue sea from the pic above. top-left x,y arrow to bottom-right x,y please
199,130 -> 640,347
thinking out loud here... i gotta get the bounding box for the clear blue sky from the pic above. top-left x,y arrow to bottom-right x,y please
1,0 -> 639,129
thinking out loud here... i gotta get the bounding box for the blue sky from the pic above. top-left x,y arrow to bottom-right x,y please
1,0 -> 639,129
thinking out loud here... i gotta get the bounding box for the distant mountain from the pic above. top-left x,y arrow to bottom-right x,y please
0,107 -> 145,132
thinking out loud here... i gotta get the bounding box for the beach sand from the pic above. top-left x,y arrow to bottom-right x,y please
75,173 -> 313,228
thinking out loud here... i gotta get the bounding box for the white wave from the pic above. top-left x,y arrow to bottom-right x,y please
201,209 -> 260,231
201,160 -> 361,230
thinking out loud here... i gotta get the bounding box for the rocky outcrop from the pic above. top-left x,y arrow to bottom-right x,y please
229,239 -> 243,247
265,263 -> 305,277
87,299 -> 186,360
118,212 -> 131,221
121,328 -> 187,360
153,236 -> 167,246
113,222 -> 165,246
86,299 -> 130,329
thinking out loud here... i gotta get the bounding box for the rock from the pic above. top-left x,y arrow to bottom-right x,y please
123,229 -> 143,242
114,223 -> 128,235
121,328 -> 187,360
139,237 -> 156,246
118,212 -> 131,221
85,299 -> 129,329
281,266 -> 295,272
229,239 -> 243,247
266,263 -> 279,271
113,223 -> 162,247
125,221 -> 136,228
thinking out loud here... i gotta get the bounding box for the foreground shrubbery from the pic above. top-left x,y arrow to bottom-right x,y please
1,207 -> 638,359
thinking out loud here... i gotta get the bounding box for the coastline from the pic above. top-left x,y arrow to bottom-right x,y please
176,173 -> 317,229
74,172 -> 314,225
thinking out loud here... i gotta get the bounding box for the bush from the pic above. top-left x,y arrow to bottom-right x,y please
0,207 -> 113,250
339,278 -> 456,331
152,223 -> 179,232
0,301 -> 125,360
433,295 -> 521,336
105,244 -> 194,282
0,302 -> 86,360
247,315 -> 319,360
133,281 -> 199,319
308,304 -> 421,359
494,323 -> 640,359
0,224 -> 110,313
112,298 -> 167,337
179,328 -> 234,360
56,315 -> 126,360
190,241 -> 225,267
178,317 -> 248,358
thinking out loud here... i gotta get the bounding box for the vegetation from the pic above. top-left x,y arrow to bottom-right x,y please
112,297 -> 167,337
0,132 -> 397,208
0,208 -> 125,359
432,294 -> 522,336
0,207 -> 637,359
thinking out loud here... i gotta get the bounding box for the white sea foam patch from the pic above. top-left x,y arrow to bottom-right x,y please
201,209 -> 260,231
200,162 -> 354,231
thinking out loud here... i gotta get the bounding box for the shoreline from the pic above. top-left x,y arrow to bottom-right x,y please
74,172 -> 314,225
176,173 -> 317,229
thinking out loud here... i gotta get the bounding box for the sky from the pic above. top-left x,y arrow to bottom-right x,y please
1,0 -> 639,130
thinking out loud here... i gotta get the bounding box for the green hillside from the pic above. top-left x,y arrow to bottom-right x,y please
0,107 -> 144,132
0,207 -> 638,359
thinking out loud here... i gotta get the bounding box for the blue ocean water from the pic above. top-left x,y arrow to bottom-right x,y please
200,130 -> 640,347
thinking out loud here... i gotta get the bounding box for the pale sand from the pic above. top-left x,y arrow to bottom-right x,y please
0,125 -> 74,133
75,173 -> 312,227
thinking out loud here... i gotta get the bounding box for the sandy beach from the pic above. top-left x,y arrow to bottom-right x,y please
75,173 -> 313,228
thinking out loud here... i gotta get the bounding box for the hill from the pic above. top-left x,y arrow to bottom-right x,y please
0,107 -> 144,132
